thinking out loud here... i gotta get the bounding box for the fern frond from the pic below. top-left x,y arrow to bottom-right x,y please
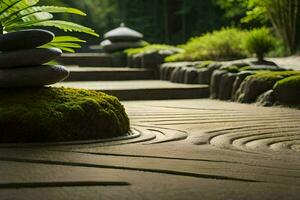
52,36 -> 86,43
0,0 -> 39,19
4,11 -> 53,26
10,20 -> 99,37
1,6 -> 86,24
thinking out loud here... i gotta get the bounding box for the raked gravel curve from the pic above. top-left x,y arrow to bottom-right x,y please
0,99 -> 300,200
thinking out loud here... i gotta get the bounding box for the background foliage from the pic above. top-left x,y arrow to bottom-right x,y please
40,0 -> 228,44
39,0 -> 299,54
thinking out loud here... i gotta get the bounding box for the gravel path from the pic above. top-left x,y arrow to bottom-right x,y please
0,99 -> 299,200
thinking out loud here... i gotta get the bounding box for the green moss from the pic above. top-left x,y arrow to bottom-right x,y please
124,44 -> 182,56
0,87 -> 130,143
239,66 -> 286,72
275,75 -> 300,88
220,66 -> 240,73
164,53 -> 186,63
195,61 -> 214,69
249,71 -> 300,84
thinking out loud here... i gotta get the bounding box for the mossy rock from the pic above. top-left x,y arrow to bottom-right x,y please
236,71 -> 300,103
0,87 -> 130,143
196,61 -> 214,69
273,75 -> 300,105
220,66 -> 240,73
239,66 -> 284,72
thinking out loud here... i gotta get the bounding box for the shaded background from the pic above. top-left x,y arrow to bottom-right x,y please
40,0 -> 228,44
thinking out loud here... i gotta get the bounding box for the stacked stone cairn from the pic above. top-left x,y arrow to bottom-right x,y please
0,29 -> 69,87
100,23 -> 144,53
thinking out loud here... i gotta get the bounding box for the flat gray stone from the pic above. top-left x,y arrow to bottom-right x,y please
0,65 -> 69,87
0,48 -> 62,68
0,29 -> 54,51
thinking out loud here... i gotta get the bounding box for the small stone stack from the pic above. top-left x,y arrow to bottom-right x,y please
0,29 -> 69,87
100,23 -> 144,53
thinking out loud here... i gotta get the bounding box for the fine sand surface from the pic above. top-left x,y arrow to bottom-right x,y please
0,99 -> 300,200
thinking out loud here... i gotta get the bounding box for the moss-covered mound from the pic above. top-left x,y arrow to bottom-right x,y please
0,87 -> 130,143
274,75 -> 300,105
236,71 -> 300,103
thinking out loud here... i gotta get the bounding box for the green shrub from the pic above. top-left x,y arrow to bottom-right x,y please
165,27 -> 249,62
0,87 -> 130,143
124,44 -> 182,56
243,27 -> 277,62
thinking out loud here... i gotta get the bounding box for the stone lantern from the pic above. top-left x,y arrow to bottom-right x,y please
100,23 -> 145,53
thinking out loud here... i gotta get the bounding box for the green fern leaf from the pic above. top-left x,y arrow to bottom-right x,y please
2,6 -> 86,24
4,11 -> 53,26
52,36 -> 86,43
9,20 -> 99,37
0,0 -> 39,19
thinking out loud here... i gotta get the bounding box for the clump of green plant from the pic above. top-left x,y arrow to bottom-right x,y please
243,27 -> 276,63
165,27 -> 249,62
124,44 -> 182,56
0,0 -> 99,52
0,87 -> 130,143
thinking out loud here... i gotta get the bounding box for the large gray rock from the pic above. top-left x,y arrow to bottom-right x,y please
170,67 -> 182,83
0,29 -> 54,51
218,73 -> 238,100
197,63 -> 222,84
0,65 -> 69,87
235,76 -> 276,103
132,54 -> 143,68
142,52 -> 160,69
273,75 -> 300,105
178,67 -> 188,83
0,48 -> 62,68
210,70 -> 227,99
256,90 -> 275,107
164,66 -> 176,80
232,71 -> 254,101
184,68 -> 198,84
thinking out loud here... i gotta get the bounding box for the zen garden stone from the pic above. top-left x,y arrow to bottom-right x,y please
100,23 -> 145,53
0,65 -> 69,87
0,29 -> 68,87
0,48 -> 63,68
0,29 -> 54,51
